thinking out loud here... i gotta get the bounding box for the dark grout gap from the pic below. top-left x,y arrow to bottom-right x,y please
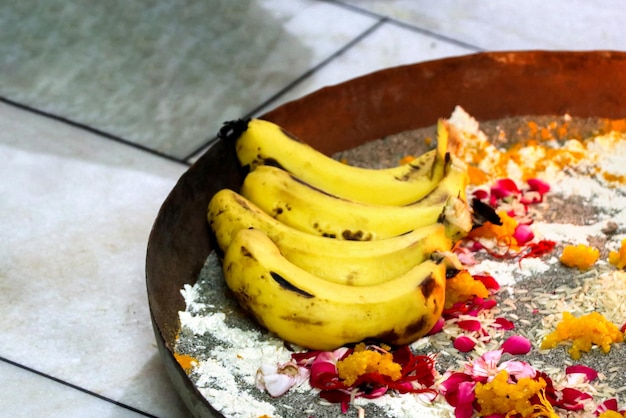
184,1 -> 485,163
0,355 -> 163,418
2,1 -> 483,166
0,96 -> 191,168
182,17 -> 389,163
319,0 -> 485,52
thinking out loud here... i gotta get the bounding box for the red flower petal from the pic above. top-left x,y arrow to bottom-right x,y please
597,398 -> 619,414
472,189 -> 490,200
454,336 -> 476,352
501,335 -> 532,355
559,387 -> 593,411
457,319 -> 482,332
491,178 -> 520,199
493,317 -> 515,330
566,365 -> 598,382
309,351 -> 347,390
474,274 -> 500,291
526,178 -> 550,195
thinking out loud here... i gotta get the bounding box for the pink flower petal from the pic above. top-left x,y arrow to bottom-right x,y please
467,350 -> 503,381
454,336 -> 476,352
454,246 -> 477,266
440,372 -> 473,395
493,317 -> 515,330
501,335 -> 532,355
565,365 -> 598,382
309,348 -> 349,389
455,381 -> 477,418
457,319 -> 482,332
513,224 -> 535,245
427,317 -> 445,335
499,360 -> 536,380
526,178 -> 550,194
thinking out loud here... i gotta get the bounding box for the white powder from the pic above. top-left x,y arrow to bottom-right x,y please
194,357 -> 277,418
360,393 -> 455,418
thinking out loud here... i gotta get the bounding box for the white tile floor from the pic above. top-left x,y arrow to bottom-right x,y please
2,1 -> 626,417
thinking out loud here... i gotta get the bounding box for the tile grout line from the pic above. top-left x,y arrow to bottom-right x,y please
0,96 -> 191,168
182,16 -> 389,162
0,355 -> 162,418
320,0 -> 486,52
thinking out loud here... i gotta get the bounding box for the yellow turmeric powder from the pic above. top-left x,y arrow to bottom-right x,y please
559,244 -> 600,271
541,311 -> 624,360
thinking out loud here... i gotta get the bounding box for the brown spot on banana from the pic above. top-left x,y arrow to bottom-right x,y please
233,194 -> 253,211
372,329 -> 400,344
270,271 -> 314,298
279,314 -> 325,326
341,230 -> 372,241
240,246 -> 255,260
419,274 -> 439,300
404,315 -> 427,336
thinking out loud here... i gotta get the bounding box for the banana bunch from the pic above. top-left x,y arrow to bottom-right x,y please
222,117 -> 449,206
209,118 -> 472,351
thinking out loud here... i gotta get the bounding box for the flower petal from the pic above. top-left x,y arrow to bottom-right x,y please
526,178 -> 550,195
597,398 -> 619,414
455,381 -> 477,418
262,373 -> 296,397
491,178 -> 520,199
493,317 -> 515,330
501,335 -> 532,355
454,336 -> 476,352
499,360 -> 536,380
474,274 -> 500,291
565,365 -> 598,382
427,317 -> 445,335
309,349 -> 348,390
558,387 -> 593,411
457,319 -> 482,332
513,224 -> 534,245
472,189 -> 490,200
440,372 -> 472,396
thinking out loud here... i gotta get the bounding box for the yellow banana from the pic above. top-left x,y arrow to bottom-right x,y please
221,118 -> 450,206
208,189 -> 452,286
222,228 -> 447,351
239,158 -> 471,241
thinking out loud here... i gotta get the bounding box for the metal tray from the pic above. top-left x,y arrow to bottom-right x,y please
145,51 -> 626,417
